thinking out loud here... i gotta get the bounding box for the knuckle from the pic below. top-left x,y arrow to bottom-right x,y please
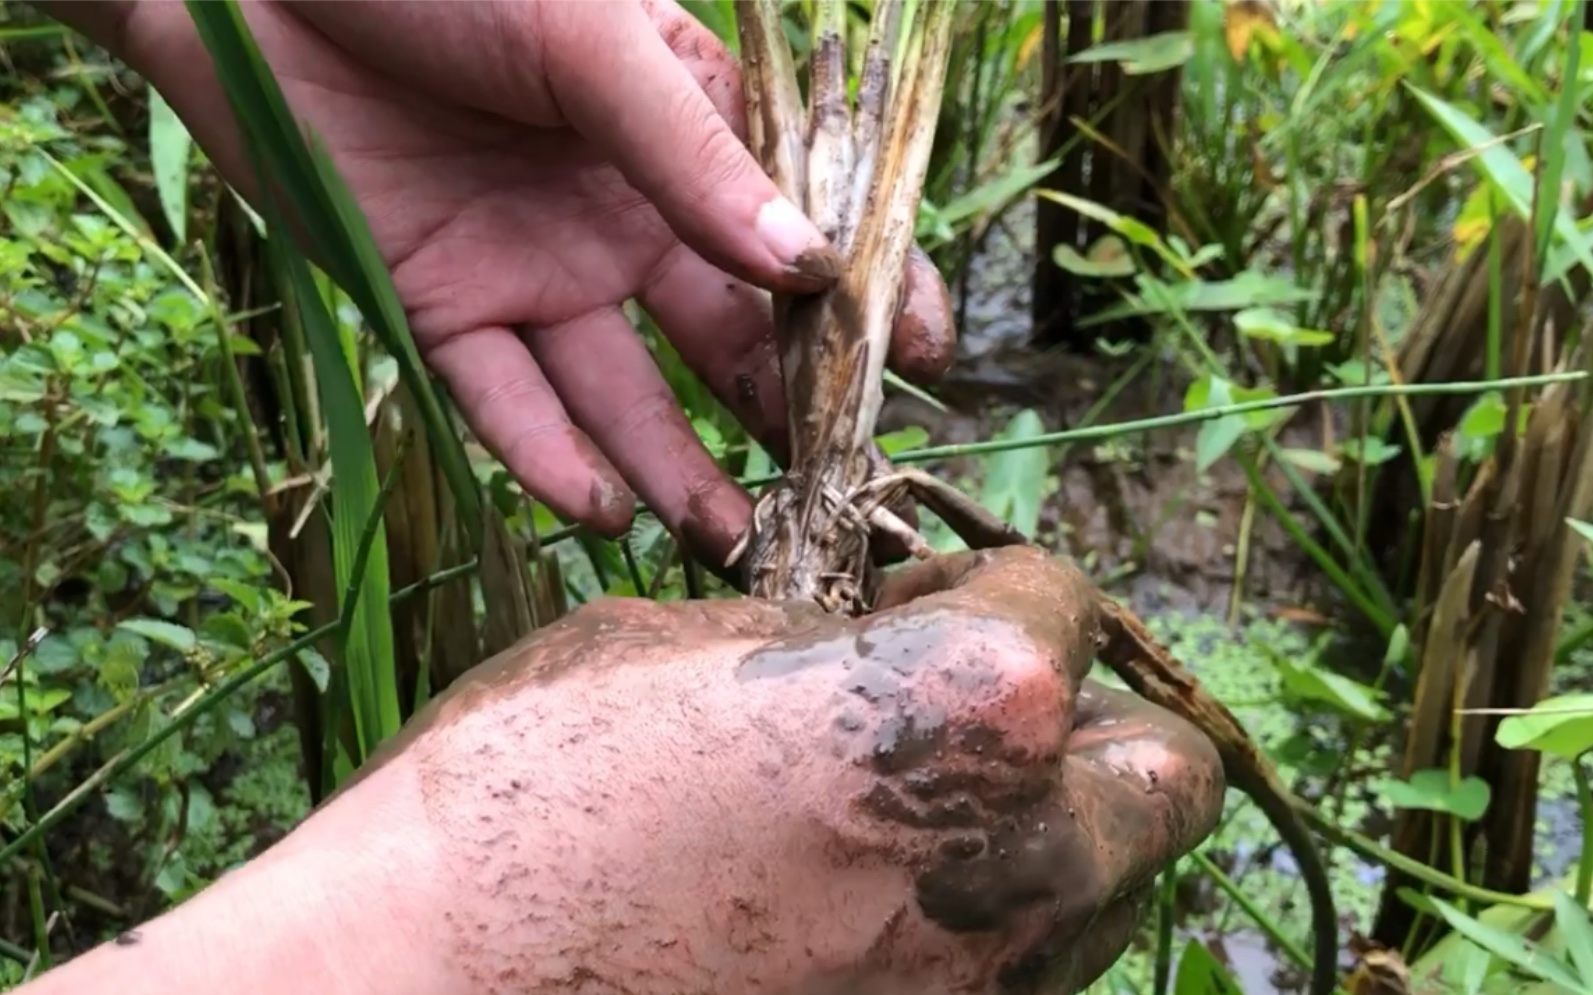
499,418 -> 577,477
599,388 -> 680,439
473,374 -> 554,409
934,628 -> 1069,757
679,461 -> 731,509
678,105 -> 761,201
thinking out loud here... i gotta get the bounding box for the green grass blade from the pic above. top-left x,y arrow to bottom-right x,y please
147,86 -> 193,246
1532,0 -> 1585,271
181,0 -> 484,548
269,230 -> 401,761
1407,83 -> 1593,283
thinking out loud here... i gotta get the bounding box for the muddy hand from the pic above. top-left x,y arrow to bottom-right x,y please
291,546 -> 1223,995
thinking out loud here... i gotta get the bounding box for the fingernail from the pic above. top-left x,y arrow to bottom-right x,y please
756,196 -> 843,286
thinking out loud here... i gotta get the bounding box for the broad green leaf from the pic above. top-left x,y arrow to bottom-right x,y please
1115,216 -> 1161,247
1054,237 -> 1136,278
1458,391 -> 1508,440
978,409 -> 1049,538
1385,623 -> 1410,667
915,201 -> 956,248
1273,654 -> 1390,722
105,787 -> 142,822
1553,890 -> 1593,986
148,86 -> 193,245
1325,359 -> 1393,387
0,686 -> 72,719
691,417 -> 727,459
1196,421 -> 1244,474
164,437 -> 221,461
1341,436 -> 1401,466
98,634 -> 145,703
208,577 -> 263,615
1069,31 -> 1193,74
1036,190 -> 1167,255
678,0 -> 737,46
604,578 -> 641,598
298,648 -> 332,694
1376,769 -> 1491,820
743,439 -> 776,482
876,426 -> 929,456
1173,937 -> 1242,995
1496,693 -> 1593,760
1453,942 -> 1492,995
1429,898 -> 1589,993
1234,307 -> 1335,347
1279,448 -> 1341,475
154,851 -> 192,899
1183,376 -> 1284,471
200,612 -> 254,652
1078,270 -> 1317,327
1179,272 -> 1315,311
0,368 -> 46,404
1186,377 -> 1245,473
31,635 -> 78,674
1037,188 -> 1130,231
937,157 -> 1059,226
117,618 -> 197,653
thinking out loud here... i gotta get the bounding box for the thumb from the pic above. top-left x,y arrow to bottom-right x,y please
874,547 -> 1103,691
541,2 -> 841,294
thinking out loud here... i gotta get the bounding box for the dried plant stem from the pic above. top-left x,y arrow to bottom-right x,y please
734,0 -> 958,613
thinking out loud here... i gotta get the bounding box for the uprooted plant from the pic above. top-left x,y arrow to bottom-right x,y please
725,3 -> 1338,993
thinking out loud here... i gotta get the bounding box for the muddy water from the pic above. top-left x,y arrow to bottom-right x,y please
887,197 -> 1340,623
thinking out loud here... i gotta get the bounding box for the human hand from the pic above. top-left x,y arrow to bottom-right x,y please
105,0 -> 955,566
20,548 -> 1222,995
327,546 -> 1222,995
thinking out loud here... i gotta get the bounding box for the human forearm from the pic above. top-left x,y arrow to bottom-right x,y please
16,763 -> 461,995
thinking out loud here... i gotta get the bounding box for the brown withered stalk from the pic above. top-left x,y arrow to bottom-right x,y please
730,0 -> 1022,611
727,4 -> 1338,993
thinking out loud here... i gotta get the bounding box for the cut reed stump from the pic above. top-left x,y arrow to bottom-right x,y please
1366,194 -> 1593,572
1367,194 -> 1593,948
728,4 -> 1336,994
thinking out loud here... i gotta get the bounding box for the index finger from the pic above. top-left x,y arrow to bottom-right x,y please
873,546 -> 1102,689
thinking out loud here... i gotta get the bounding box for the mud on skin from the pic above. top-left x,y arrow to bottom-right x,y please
379,547 -> 1222,995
